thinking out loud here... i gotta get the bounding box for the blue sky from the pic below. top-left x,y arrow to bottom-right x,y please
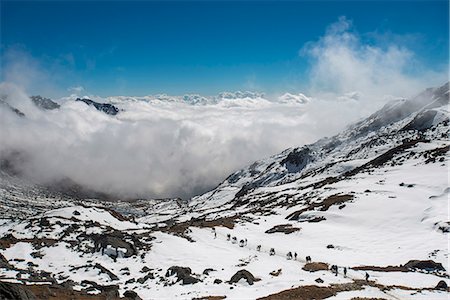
1,0 -> 448,97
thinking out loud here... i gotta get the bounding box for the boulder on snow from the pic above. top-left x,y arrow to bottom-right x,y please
403,260 -> 445,272
435,280 -> 448,290
229,269 -> 257,285
166,266 -> 200,285
124,290 -> 142,300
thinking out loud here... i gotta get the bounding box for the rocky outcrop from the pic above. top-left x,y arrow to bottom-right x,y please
280,147 -> 311,173
229,269 -> 257,285
435,280 -> 448,290
76,98 -> 119,115
30,96 -> 60,110
166,266 -> 200,285
403,260 -> 445,271
0,282 -> 36,300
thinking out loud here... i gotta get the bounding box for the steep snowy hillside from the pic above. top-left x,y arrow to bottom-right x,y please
0,83 -> 448,300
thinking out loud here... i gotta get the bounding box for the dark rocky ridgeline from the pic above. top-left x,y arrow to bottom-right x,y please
30,96 -> 60,110
76,98 -> 119,115
0,98 -> 25,117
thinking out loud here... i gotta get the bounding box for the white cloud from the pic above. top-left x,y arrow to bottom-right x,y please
301,16 -> 446,101
68,86 -> 85,94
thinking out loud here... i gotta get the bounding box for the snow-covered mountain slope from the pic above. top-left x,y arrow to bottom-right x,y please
0,83 -> 449,300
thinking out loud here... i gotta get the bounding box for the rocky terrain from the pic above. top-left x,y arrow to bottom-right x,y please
0,83 -> 449,299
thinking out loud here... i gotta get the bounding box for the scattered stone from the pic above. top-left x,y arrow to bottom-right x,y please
326,244 -> 335,249
315,278 -> 324,283
214,279 -> 222,284
203,268 -> 215,275
30,251 -> 44,259
270,269 -> 282,277
137,273 -> 154,284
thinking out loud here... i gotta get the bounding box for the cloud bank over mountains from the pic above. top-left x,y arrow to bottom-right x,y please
0,17 -> 447,199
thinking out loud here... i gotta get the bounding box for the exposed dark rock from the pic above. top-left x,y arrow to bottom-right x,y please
166,266 -> 199,285
269,269 -> 282,277
402,110 -> 441,132
315,278 -> 324,283
124,290 -> 142,299
229,269 -> 257,285
0,281 -> 36,300
203,268 -> 215,275
76,98 -> 119,115
326,244 -> 335,249
0,99 -> 25,117
87,231 -> 138,258
137,273 -> 154,284
403,260 -> 445,271
214,279 -> 223,284
435,280 -> 448,290
140,266 -> 152,273
265,224 -> 300,234
280,147 -> 311,173
0,253 -> 11,268
30,95 -> 60,110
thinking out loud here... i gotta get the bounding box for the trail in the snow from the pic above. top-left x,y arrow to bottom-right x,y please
204,227 -> 403,300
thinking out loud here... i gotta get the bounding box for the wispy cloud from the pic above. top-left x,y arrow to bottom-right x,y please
301,16 -> 446,100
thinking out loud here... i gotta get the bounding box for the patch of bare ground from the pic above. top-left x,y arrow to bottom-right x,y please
287,194 -> 353,221
302,262 -> 329,272
257,282 -> 364,300
192,296 -> 226,300
0,234 -> 58,250
0,281 -> 128,300
265,224 -> 300,234
350,298 -> 387,300
352,259 -> 445,273
258,278 -> 449,300
352,265 -> 408,272
162,216 -> 238,242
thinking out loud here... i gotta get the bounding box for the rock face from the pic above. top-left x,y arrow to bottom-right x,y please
0,253 -> 11,268
403,260 -> 445,271
0,99 -> 25,117
229,269 -> 257,285
165,266 -> 200,285
0,282 -> 36,300
89,231 -> 138,258
30,95 -> 60,110
281,147 -> 311,173
76,98 -> 119,115
435,280 -> 448,290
